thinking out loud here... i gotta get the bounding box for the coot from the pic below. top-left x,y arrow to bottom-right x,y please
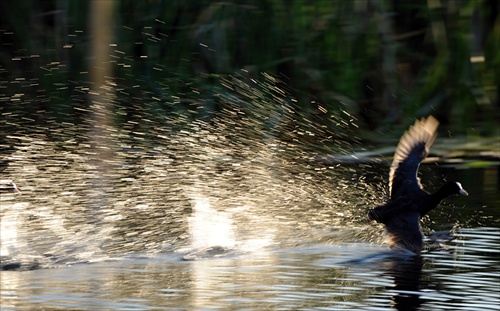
368,116 -> 468,253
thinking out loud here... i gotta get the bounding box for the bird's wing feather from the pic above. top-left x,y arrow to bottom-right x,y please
389,116 -> 439,199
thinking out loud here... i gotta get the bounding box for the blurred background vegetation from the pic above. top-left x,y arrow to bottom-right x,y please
0,0 -> 498,141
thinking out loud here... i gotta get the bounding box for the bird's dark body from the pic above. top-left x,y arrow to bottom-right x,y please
370,199 -> 423,253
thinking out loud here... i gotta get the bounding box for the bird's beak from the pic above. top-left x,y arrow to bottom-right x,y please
456,182 -> 468,196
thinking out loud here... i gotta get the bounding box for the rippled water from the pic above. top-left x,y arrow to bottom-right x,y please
1,76 -> 499,310
1,126 -> 498,310
1,226 -> 499,310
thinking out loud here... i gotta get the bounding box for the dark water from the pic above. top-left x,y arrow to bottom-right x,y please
1,121 -> 499,310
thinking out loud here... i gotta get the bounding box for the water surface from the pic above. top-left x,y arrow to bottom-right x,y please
1,127 -> 498,310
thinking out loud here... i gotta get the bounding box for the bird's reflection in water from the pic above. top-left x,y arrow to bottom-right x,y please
389,230 -> 457,310
339,249 -> 424,310
389,255 -> 423,311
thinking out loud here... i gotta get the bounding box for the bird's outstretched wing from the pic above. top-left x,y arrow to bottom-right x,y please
389,116 -> 439,199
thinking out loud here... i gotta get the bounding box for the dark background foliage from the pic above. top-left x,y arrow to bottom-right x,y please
0,0 -> 498,137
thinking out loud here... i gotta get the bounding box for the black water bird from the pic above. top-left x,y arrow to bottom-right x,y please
368,116 -> 468,254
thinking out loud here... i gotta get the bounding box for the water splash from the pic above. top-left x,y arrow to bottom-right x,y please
188,195 -> 236,250
0,197 -> 117,270
0,202 -> 28,258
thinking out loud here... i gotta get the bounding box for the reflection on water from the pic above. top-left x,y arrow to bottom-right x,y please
1,133 -> 499,310
1,79 -> 499,309
1,228 -> 498,310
